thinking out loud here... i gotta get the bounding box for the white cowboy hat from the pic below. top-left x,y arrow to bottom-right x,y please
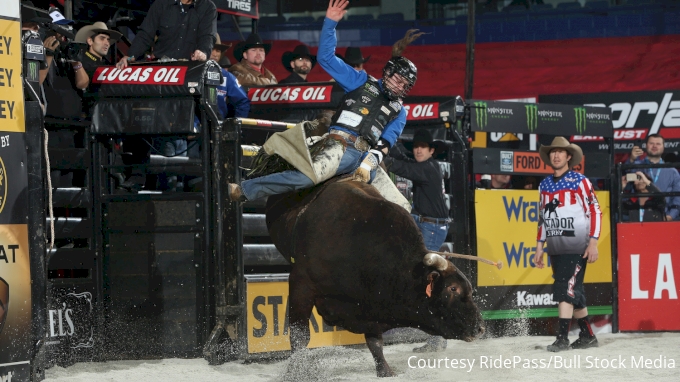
538,136 -> 583,169
75,21 -> 122,44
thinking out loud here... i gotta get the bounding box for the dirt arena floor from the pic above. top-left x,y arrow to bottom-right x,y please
44,332 -> 680,382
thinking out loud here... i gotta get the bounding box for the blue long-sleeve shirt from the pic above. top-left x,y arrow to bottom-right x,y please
218,68 -> 250,118
317,18 -> 406,148
633,157 -> 680,220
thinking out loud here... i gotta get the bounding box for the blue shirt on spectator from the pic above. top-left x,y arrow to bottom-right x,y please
218,68 -> 250,118
317,17 -> 406,148
633,157 -> 680,220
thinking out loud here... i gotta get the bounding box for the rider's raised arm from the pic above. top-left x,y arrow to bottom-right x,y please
317,18 -> 367,93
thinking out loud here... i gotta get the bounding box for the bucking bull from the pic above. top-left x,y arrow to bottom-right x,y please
265,178 -> 486,377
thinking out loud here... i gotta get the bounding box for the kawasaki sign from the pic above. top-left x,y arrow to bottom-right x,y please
470,99 -> 613,137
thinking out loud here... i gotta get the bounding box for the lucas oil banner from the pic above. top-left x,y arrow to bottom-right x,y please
246,277 -> 364,353
474,190 -> 612,318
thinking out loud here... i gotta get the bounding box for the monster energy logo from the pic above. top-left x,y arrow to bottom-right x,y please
574,107 -> 587,134
27,61 -> 39,82
474,101 -> 488,129
525,104 -> 538,132
208,87 -> 217,104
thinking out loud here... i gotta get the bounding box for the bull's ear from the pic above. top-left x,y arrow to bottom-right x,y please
425,271 -> 440,298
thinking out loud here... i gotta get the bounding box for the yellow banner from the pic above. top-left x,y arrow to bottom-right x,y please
0,224 -> 31,363
0,18 -> 24,133
475,189 -> 612,287
246,281 -> 365,353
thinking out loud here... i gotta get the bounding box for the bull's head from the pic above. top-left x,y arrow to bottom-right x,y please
421,253 -> 485,342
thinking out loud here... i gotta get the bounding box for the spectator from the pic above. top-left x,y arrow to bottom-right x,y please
629,134 -> 680,221
42,9 -> 89,119
75,21 -> 122,113
218,55 -> 232,69
621,171 -> 666,222
476,174 -> 511,189
523,176 -> 539,190
532,137 -> 601,352
208,34 -> 250,120
336,47 -> 370,72
279,44 -> 317,84
383,129 -> 450,353
228,33 -> 277,86
116,0 -> 217,68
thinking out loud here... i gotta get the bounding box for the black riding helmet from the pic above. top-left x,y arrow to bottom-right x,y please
382,56 -> 417,101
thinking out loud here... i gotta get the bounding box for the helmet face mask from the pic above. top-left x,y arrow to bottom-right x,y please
382,56 -> 417,101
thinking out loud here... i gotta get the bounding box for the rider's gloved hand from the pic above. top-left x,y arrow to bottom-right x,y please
353,150 -> 382,183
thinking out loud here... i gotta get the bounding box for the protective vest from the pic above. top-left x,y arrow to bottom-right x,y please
330,76 -> 402,146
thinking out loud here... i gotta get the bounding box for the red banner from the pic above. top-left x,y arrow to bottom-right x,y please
248,85 -> 333,104
617,222 -> 680,331
403,103 -> 439,121
92,66 -> 187,86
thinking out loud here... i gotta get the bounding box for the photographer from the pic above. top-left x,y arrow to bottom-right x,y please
621,171 -> 667,222
42,8 -> 89,119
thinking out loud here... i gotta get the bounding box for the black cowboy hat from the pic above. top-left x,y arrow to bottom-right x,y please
336,47 -> 371,65
403,129 -> 448,155
281,44 -> 317,72
218,55 -> 232,69
21,1 -> 52,23
233,33 -> 272,62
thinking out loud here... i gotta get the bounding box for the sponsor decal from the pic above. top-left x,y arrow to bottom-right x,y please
510,151 -> 584,175
248,85 -> 332,104
214,0 -> 258,18
46,292 -> 95,349
359,107 -> 369,115
361,95 -> 371,104
473,101 -> 513,130
345,98 -> 356,107
525,104 -> 538,132
26,60 -> 39,83
364,83 -> 379,97
517,291 -> 557,306
92,66 -> 187,85
404,103 -> 438,121
247,280 -> 364,353
500,151 -> 513,172
567,265 -> 582,297
370,126 -> 381,140
380,105 -> 391,115
574,107 -> 587,134
26,43 -> 43,55
206,71 -> 220,81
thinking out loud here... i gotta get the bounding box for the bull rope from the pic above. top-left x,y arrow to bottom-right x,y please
431,250 -> 503,270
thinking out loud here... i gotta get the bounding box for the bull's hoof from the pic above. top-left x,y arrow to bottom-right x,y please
376,366 -> 397,377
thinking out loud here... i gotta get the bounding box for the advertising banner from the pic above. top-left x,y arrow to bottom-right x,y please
475,190 -> 612,317
470,100 -> 613,138
0,3 -> 32,379
0,10 -> 24,133
214,0 -> 259,19
617,222 -> 680,331
539,90 -> 680,152
246,279 -> 364,353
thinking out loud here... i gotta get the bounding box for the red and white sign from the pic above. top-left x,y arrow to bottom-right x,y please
248,85 -> 332,104
617,222 -> 680,331
404,103 -> 439,121
92,66 -> 187,85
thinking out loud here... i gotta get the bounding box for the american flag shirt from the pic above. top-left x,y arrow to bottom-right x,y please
537,170 -> 602,255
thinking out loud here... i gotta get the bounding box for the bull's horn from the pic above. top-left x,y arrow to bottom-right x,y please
423,253 -> 449,271
432,250 -> 503,270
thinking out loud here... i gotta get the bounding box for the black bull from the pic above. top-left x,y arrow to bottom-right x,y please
265,180 -> 485,377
